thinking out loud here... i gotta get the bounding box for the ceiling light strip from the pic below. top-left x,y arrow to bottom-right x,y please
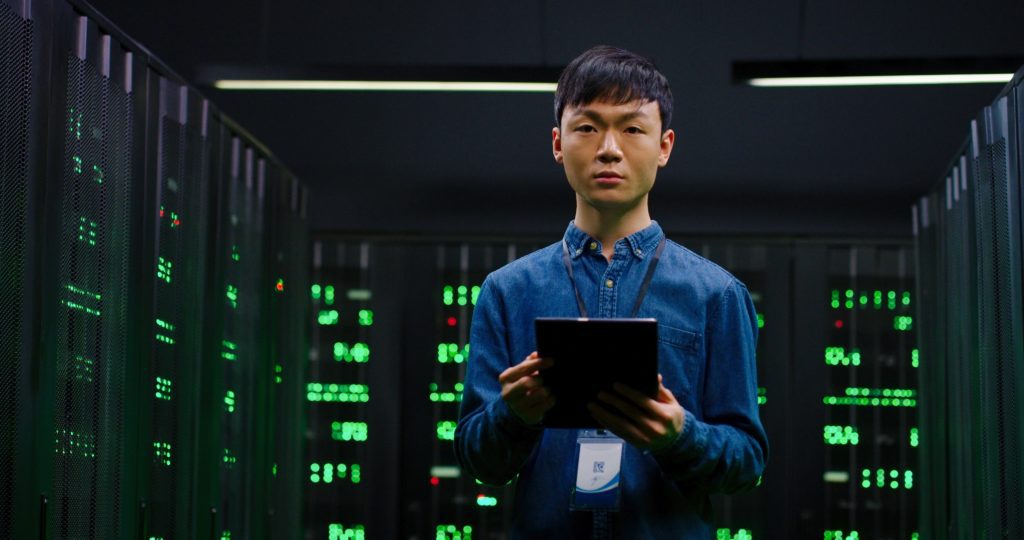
214,80 -> 558,92
748,73 -> 1012,87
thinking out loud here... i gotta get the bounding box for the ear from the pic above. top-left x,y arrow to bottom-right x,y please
658,129 -> 675,167
552,127 -> 563,164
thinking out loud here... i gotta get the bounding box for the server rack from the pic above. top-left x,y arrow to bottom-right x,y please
0,0 -> 310,537
307,236 -> 917,540
915,66 -> 1024,538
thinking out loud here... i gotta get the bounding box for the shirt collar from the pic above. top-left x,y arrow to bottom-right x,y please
563,220 -> 664,260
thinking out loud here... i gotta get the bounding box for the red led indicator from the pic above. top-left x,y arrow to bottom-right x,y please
430,477 -> 439,486
447,317 -> 457,327
834,320 -> 844,329
275,279 -> 285,292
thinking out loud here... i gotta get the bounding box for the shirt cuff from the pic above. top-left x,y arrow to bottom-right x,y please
491,397 -> 545,438
651,408 -> 706,460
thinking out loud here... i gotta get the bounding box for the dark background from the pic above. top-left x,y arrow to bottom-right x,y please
85,0 -> 1024,237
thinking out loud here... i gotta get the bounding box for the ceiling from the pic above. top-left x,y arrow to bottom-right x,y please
87,0 -> 1024,238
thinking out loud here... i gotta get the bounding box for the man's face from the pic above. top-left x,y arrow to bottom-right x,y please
553,99 -> 674,213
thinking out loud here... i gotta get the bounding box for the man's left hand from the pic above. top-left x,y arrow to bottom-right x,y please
587,375 -> 685,452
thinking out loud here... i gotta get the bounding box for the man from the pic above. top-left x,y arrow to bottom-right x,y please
454,45 -> 768,539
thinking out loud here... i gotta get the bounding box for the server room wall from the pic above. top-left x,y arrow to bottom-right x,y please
306,238 -> 920,540
915,68 -> 1024,538
1,0 -> 309,538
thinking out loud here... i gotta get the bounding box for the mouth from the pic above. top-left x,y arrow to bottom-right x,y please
594,172 -> 624,185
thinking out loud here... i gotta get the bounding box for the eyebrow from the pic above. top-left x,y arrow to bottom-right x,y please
572,108 -> 652,124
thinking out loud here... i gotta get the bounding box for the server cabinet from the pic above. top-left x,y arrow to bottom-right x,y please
0,0 -> 50,537
35,6 -> 149,538
916,67 -> 1024,539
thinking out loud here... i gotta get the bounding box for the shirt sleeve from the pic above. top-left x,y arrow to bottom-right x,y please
650,278 -> 769,494
454,275 -> 544,486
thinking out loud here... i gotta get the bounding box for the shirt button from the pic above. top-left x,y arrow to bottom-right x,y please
605,279 -> 614,288
590,242 -> 598,250
635,248 -> 643,256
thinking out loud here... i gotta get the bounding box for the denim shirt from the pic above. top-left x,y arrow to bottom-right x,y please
454,221 -> 768,539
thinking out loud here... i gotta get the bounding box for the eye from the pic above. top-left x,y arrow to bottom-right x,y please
574,124 -> 597,133
625,126 -> 644,134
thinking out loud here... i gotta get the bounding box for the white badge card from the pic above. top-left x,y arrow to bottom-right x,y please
571,437 -> 623,511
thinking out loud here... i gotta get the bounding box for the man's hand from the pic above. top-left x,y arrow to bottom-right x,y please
587,375 -> 685,452
499,352 -> 555,425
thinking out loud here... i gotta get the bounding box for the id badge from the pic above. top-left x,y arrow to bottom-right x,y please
571,430 -> 623,511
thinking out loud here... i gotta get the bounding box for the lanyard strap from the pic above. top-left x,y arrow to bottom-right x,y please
561,236 -> 666,318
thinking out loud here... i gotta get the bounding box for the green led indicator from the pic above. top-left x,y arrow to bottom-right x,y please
435,525 -> 473,540
309,462 -> 360,484
311,284 -> 322,300
823,531 -> 859,540
275,364 -> 282,384
306,382 -> 369,402
471,285 -> 481,306
894,315 -> 913,331
443,285 -> 454,306
910,427 -> 919,448
157,257 -> 173,283
318,310 -> 339,325
757,387 -> 766,405
333,342 -> 370,362
224,390 -> 236,413
231,245 -> 240,262
902,292 -> 911,306
222,340 -> 238,361
429,382 -> 465,403
54,428 -> 97,458
72,155 -> 83,174
437,343 -> 470,364
153,441 -> 172,466
823,425 -> 859,445
155,318 -> 176,345
476,495 -> 498,507
92,164 -> 103,184
328,524 -> 366,540
68,108 -> 82,139
436,421 -> 457,441
716,529 -> 754,540
331,421 -> 368,442
825,346 -> 861,366
324,285 -> 335,305
223,448 -> 237,468
226,285 -> 238,309
358,309 -> 373,326
155,377 -> 172,400
77,216 -> 97,246
860,468 -> 913,489
221,532 -> 232,540
72,355 -> 94,382
911,348 -> 919,368
756,313 -> 765,328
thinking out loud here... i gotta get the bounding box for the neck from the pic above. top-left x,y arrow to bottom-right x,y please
574,198 -> 652,261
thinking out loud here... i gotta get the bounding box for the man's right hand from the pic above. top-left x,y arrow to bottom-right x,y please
499,352 -> 555,425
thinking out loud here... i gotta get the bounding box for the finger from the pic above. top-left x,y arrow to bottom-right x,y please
600,389 -> 653,420
587,402 -> 647,446
499,355 -> 551,384
658,382 -> 677,404
502,375 -> 546,401
611,383 -> 650,405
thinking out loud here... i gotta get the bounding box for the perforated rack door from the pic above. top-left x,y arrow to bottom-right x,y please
49,50 -> 135,539
0,3 -> 34,539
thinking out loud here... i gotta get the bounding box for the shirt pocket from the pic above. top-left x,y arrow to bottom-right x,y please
657,324 -> 704,409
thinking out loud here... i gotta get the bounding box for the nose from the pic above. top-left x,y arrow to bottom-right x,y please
597,131 -> 623,163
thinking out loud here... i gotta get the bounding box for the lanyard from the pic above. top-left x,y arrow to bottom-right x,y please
561,236 -> 666,318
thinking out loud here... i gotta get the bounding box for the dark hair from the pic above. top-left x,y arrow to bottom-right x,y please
554,45 -> 673,132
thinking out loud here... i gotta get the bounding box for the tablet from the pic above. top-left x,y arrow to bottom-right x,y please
534,317 -> 658,428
